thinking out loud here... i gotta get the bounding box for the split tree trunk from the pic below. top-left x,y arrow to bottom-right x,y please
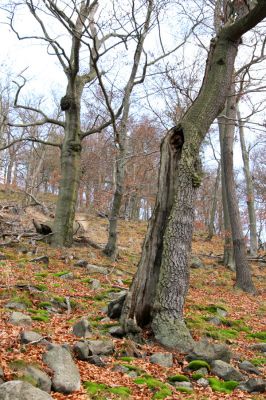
121,2 -> 266,349
222,85 -> 256,293
238,108 -> 257,256
207,163 -> 221,240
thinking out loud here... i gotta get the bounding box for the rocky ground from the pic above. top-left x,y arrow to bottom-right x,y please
0,196 -> 265,399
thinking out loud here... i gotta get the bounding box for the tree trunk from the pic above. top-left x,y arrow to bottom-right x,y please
238,107 -> 257,256
121,2 -> 266,349
218,116 -> 235,270
222,85 -> 256,293
207,163 -> 221,240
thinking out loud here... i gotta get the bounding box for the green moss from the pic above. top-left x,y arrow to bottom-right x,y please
35,284 -> 48,292
176,387 -> 193,394
208,378 -> 239,394
246,331 -> 266,341
29,309 -> 50,323
187,360 -> 210,371
20,375 -> 38,386
192,373 -> 204,380
223,319 -> 251,333
168,374 -> 189,383
152,387 -> 172,399
109,386 -> 131,396
35,272 -> 48,278
38,301 -> 52,308
123,279 -> 132,285
206,327 -> 238,340
53,270 -> 70,277
9,360 -> 28,370
11,294 -> 32,307
53,296 -> 65,303
52,283 -> 60,288
250,357 -> 266,366
120,356 -> 134,362
84,381 -> 107,395
134,376 -> 165,389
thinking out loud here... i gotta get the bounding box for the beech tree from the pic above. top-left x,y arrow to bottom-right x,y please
120,0 -> 266,351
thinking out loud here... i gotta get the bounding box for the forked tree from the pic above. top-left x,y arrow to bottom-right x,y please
120,0 -> 266,351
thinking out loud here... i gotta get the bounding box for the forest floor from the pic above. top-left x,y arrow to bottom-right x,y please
0,190 -> 265,399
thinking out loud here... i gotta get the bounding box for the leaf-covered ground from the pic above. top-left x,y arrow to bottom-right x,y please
0,207 -> 265,399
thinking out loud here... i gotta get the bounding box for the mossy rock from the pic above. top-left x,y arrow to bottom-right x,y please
38,301 -> 52,309
53,270 -> 70,277
84,381 -> 131,399
109,386 -> 131,396
192,373 -> 204,380
134,376 -> 166,389
168,374 -> 189,383
35,284 -> 48,292
152,387 -> 172,399
208,377 -> 239,394
250,357 -> 266,366
35,272 -> 48,278
206,327 -> 238,340
246,331 -> 266,341
187,360 -> 210,371
176,386 -> 193,394
11,294 -> 32,307
84,381 -> 107,395
29,309 -> 50,323
119,356 -> 134,362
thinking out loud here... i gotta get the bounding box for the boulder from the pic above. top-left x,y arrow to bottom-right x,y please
73,342 -> 92,361
250,343 -> 266,353
150,353 -> 173,368
107,294 -> 127,319
0,381 -> 53,400
108,326 -> 125,338
238,378 -> 266,393
190,257 -> 204,269
88,340 -> 114,356
24,366 -> 52,393
74,260 -> 88,268
239,360 -> 261,375
9,312 -> 32,327
197,378 -> 209,387
86,264 -> 108,274
173,381 -> 193,390
186,339 -> 231,363
72,318 -> 92,338
20,331 -> 45,345
211,360 -> 244,381
87,355 -> 106,367
43,345 -> 80,394
91,279 -> 101,290
30,256 -> 49,265
59,273 -> 74,280
5,302 -> 27,311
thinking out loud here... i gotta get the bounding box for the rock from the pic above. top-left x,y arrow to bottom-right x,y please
73,341 -> 92,361
150,353 -> 173,368
91,279 -> 101,290
112,365 -> 129,373
24,366 -> 52,393
60,273 -> 74,280
174,381 -> 193,390
100,317 -> 110,323
238,378 -> 266,393
187,339 -> 231,363
121,340 -> 142,358
9,312 -> 32,327
88,340 -> 114,356
86,264 -> 108,274
0,381 -> 53,400
72,318 -> 92,338
43,345 -> 80,394
216,308 -> 228,318
190,257 -> 204,269
211,360 -> 244,381
87,355 -> 106,367
109,326 -> 125,338
107,294 -> 127,319
207,317 -> 222,326
0,368 -> 4,379
197,378 -> 209,387
239,360 -> 261,375
0,253 -> 7,260
5,302 -> 27,311
20,331 -> 46,345
74,259 -> 88,268
250,343 -> 266,353
127,371 -> 138,378
30,256 -> 49,265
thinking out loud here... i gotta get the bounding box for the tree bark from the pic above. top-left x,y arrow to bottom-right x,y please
222,85 -> 256,293
238,107 -> 257,256
218,116 -> 235,270
121,2 -> 266,349
207,163 -> 221,240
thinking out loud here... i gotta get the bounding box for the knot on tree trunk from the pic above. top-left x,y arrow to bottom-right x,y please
60,95 -> 74,111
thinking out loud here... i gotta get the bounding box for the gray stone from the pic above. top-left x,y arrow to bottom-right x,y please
211,360 -> 244,381
74,259 -> 88,268
108,326 -> 125,338
216,308 -> 228,318
73,341 -> 92,360
43,345 -> 80,394
238,378 -> 266,393
195,367 -> 209,376
24,366 -> 52,393
0,381 -> 53,400
101,317 -> 111,323
250,343 -> 266,353
20,331 -> 44,345
60,273 -> 74,280
197,378 -> 209,387
190,257 -> 204,269
5,302 -> 26,311
208,317 -> 222,326
72,318 -> 92,338
239,360 -> 261,375
112,365 -> 129,373
86,264 -> 108,274
87,355 -> 106,367
187,339 -> 231,363
88,340 -> 114,356
9,312 -> 32,327
91,279 -> 101,290
174,381 -> 193,390
0,368 -> 4,379
127,371 -> 138,378
30,256 -> 49,265
150,352 -> 173,368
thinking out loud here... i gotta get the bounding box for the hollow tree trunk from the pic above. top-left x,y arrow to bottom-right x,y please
121,2 -> 266,350
222,85 -> 256,293
207,162 -> 221,240
218,116 -> 235,270
238,108 -> 257,256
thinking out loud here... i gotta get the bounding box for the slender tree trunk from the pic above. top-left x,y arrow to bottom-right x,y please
121,1 -> 266,349
218,116 -> 235,270
238,107 -> 257,256
207,163 -> 221,240
222,85 -> 256,293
